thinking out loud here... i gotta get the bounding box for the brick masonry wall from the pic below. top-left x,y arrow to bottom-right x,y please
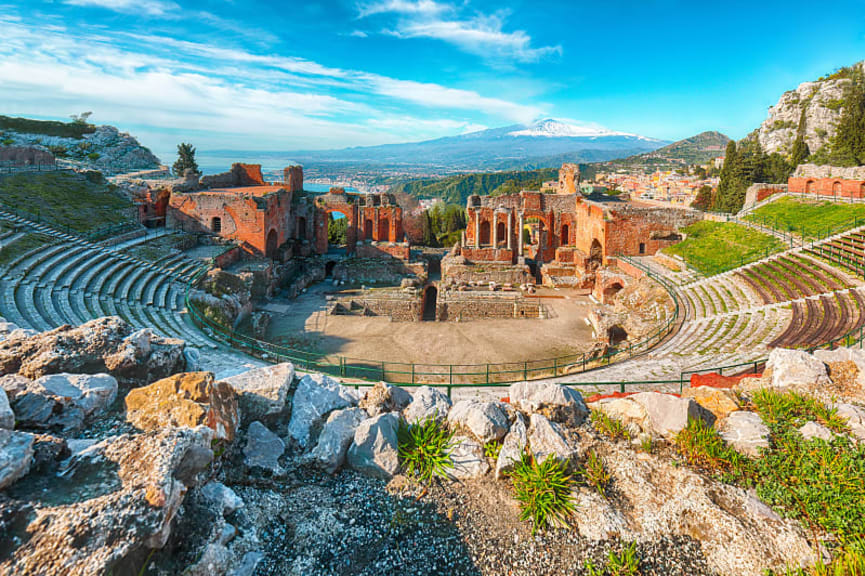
788,177 -> 865,198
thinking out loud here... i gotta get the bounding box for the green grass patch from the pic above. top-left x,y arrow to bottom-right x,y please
0,115 -> 96,139
507,451 -> 575,533
580,449 -> 611,499
662,221 -> 784,275
0,172 -> 134,234
746,197 -> 865,239
591,410 -> 632,441
584,542 -> 642,576
397,415 -> 457,484
675,418 -> 755,484
0,233 -> 53,265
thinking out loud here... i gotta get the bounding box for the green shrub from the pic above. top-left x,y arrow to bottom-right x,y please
675,418 -> 754,484
765,536 -> 865,575
483,440 -> 502,460
86,152 -> 100,161
751,389 -> 847,433
584,541 -> 642,576
581,449 -> 611,499
591,410 -> 632,441
397,416 -> 457,483
0,115 -> 95,139
508,451 -> 575,533
639,436 -> 653,453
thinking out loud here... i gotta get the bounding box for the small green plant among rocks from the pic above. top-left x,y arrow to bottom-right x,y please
765,535 -> 865,575
581,449 -> 611,499
584,541 -> 642,575
639,436 -> 653,454
591,410 -> 632,441
508,451 -> 575,534
751,389 -> 847,433
675,418 -> 754,484
483,440 -> 502,460
397,416 -> 458,483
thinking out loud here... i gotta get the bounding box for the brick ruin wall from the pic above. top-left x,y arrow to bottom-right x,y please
596,204 -> 703,260
330,292 -> 422,322
788,164 -> 865,198
744,183 -> 788,208
438,292 -> 544,321
441,260 -> 531,285
199,163 -> 266,189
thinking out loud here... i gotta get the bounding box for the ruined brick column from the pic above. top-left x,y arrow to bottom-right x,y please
507,210 -> 513,251
518,212 -> 524,256
475,214 -> 480,248
492,211 -> 498,247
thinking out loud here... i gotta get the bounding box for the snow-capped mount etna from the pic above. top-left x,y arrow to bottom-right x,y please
260,119 -> 667,173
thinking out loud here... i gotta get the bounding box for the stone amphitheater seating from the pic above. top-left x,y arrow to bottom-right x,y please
0,209 -> 217,349
806,229 -> 865,276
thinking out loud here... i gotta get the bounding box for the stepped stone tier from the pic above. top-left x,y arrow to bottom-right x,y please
132,164 -> 412,260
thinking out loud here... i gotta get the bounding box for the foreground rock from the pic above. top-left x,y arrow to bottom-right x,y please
243,421 -> 285,474
347,413 -> 400,479
402,385 -> 451,424
766,348 -> 831,391
288,374 -> 358,448
307,407 -> 368,474
359,381 -> 411,417
682,385 -> 740,420
0,317 -> 186,385
0,427 -> 213,575
496,412 -> 527,478
1,373 -> 117,432
527,413 -> 578,463
447,435 -> 489,479
222,362 -> 294,422
125,372 -> 240,441
447,400 -> 509,443
590,392 -> 711,439
719,411 -> 770,457
0,387 -> 13,429
0,429 -> 34,489
509,381 -> 589,425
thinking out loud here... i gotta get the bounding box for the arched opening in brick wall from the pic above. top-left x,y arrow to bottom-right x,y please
607,325 -> 628,346
806,180 -> 816,194
496,222 -> 506,246
265,229 -> 278,259
211,217 -> 222,233
422,285 -> 438,321
861,183 -> 865,198
379,217 -> 390,242
561,224 -> 570,245
325,260 -> 337,277
604,282 -> 624,302
364,219 -> 373,240
833,181 -> 843,194
297,217 -> 307,240
588,238 -> 603,273
479,220 -> 491,245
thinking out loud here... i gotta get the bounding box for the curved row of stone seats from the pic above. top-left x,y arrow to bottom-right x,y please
806,229 -> 865,276
735,254 -> 856,305
0,227 -> 218,350
679,274 -> 763,320
768,289 -> 865,349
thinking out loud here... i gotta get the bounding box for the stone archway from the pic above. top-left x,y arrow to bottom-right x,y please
422,285 -> 438,321
861,183 -> 865,198
607,325 -> 628,346
480,221 -> 491,245
211,216 -> 222,233
561,224 -> 570,245
265,228 -> 278,259
297,217 -> 307,240
496,222 -> 506,246
833,181 -> 843,195
806,180 -> 816,194
378,217 -> 390,242
588,238 -> 603,273
364,218 -> 373,240
603,282 -> 624,302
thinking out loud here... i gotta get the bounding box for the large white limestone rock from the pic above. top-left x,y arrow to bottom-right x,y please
508,381 -> 589,424
720,411 -> 770,457
447,400 -> 510,443
402,386 -> 451,424
346,413 -> 400,480
287,374 -> 357,448
307,407 -> 368,474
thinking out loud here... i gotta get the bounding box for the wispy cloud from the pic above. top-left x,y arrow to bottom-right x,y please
359,1 -> 560,64
63,0 -> 179,17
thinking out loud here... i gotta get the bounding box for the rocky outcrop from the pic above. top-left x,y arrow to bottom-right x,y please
527,413 -> 578,463
447,435 -> 489,479
0,388 -> 13,429
125,372 -> 240,441
591,392 -> 711,439
402,385 -> 451,424
0,427 -> 213,575
346,413 -> 400,480
359,381 -> 411,417
0,317 -> 186,385
243,421 -> 284,474
0,429 -> 34,490
508,381 -> 588,425
306,407 -> 368,474
447,400 -> 510,444
495,412 -> 527,478
222,362 -> 294,422
719,411 -> 770,457
1,373 -> 117,432
765,348 -> 831,391
682,386 -> 740,420
757,62 -> 864,156
287,374 -> 358,448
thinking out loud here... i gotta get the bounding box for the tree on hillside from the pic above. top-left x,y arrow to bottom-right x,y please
173,143 -> 199,177
790,109 -> 811,168
829,67 -> 865,166
714,141 -> 744,212
692,185 -> 714,211
70,112 -> 93,125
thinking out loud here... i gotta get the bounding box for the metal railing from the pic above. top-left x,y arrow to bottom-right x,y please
184,254 -> 683,393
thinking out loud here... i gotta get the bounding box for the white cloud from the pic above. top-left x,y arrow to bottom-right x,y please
349,30 -> 368,38
359,1 -> 560,64
63,0 -> 179,17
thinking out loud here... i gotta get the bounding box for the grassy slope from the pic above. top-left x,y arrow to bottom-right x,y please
746,197 -> 865,239
0,115 -> 96,139
0,172 -> 134,234
0,233 -> 53,265
663,221 -> 784,274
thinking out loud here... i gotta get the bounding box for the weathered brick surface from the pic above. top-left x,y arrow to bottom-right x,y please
788,177 -> 865,198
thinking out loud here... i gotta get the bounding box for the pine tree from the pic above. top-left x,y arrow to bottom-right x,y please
790,108 -> 811,167
714,140 -> 742,212
173,143 -> 199,177
830,68 -> 865,166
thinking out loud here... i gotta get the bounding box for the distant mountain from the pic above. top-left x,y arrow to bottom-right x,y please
590,131 -> 730,173
267,119 -> 667,172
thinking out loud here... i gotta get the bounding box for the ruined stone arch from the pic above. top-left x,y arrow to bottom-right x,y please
297,216 -> 307,240
422,285 -> 438,321
496,221 -> 506,246
607,325 -> 628,346
588,238 -> 603,272
364,218 -> 373,240
603,281 -> 624,302
378,216 -> 390,242
861,183 -> 865,198
806,180 -> 816,194
265,228 -> 278,259
210,216 -> 222,233
561,224 -> 570,245
479,220 -> 491,245
833,181 -> 843,194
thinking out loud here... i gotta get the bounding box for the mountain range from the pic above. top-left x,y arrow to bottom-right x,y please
241,119 -> 668,173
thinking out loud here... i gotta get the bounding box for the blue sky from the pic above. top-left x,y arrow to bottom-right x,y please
1,0 -> 864,160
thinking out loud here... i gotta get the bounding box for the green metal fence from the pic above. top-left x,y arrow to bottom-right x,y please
185,254 -> 684,391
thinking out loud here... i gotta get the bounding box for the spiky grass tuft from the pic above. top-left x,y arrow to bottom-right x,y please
508,451 -> 575,534
397,416 -> 458,483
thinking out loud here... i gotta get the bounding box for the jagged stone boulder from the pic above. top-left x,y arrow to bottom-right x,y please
243,421 -> 284,474
720,411 -> 770,457
402,385 -> 451,424
834,402 -> 865,442
629,392 -> 712,438
527,413 -> 578,464
447,400 -> 510,443
799,420 -> 833,441
307,407 -> 368,474
447,435 -> 489,479
359,381 -> 411,417
508,381 -> 589,425
0,387 -> 13,429
766,348 -> 831,391
0,429 -> 34,489
0,427 -> 213,575
682,386 -> 741,420
287,374 -> 358,448
496,412 -> 527,478
346,413 -> 400,480
589,396 -> 650,437
222,363 -> 294,422
1,373 -> 117,432
0,317 -> 186,385
125,372 -> 240,441
200,481 -> 244,517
